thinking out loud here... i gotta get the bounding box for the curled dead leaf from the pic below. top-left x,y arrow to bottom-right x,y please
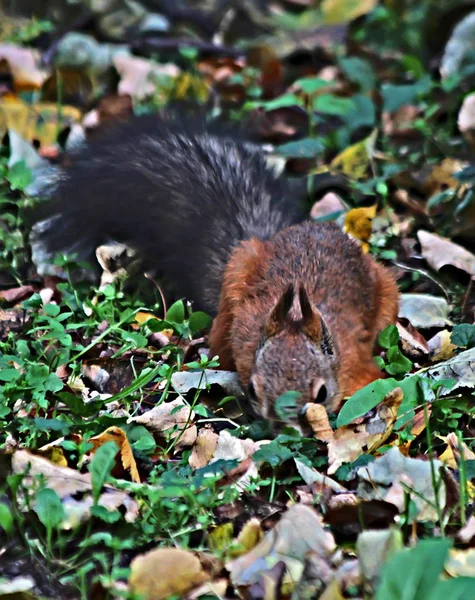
418,230 -> 475,277
188,427 -> 219,470
89,426 -> 140,483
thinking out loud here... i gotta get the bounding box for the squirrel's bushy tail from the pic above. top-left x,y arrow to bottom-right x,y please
31,114 -> 302,314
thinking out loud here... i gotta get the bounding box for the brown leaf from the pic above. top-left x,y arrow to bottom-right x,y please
11,450 -> 138,528
0,285 -> 36,304
327,388 -> 403,474
129,548 -> 211,600
418,230 -> 475,277
89,426 -> 140,483
188,427 -> 219,470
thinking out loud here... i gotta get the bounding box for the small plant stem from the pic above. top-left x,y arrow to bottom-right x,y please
423,399 -> 444,532
71,308 -> 139,362
456,430 -> 467,526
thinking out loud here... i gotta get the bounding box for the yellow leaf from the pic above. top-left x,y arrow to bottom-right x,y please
321,0 -> 378,25
38,446 -> 68,467
0,98 -> 81,146
89,426 -> 140,483
343,204 -> 377,252
129,548 -> 210,600
134,311 -> 160,325
229,518 -> 263,558
209,522 -> 234,552
330,129 -> 378,179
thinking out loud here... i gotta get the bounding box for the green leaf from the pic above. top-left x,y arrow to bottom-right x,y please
336,378 -> 401,427
451,324 -> 475,348
276,138 -> 324,158
120,330 -> 148,348
35,488 -> 64,529
382,75 -> 432,113
90,505 -> 121,523
339,57 -> 376,91
89,441 -> 118,502
378,324 -> 400,349
376,538 -> 452,600
385,347 -> 413,375
25,363 -> 49,386
34,417 -> 70,435
0,368 -> 21,382
44,373 -> 64,393
0,503 -> 13,535
189,311 -> 212,334
253,439 -> 293,467
431,578 -> 475,600
313,94 -> 355,116
7,161 -> 33,191
246,93 -> 303,111
293,77 -> 330,94
43,303 -> 60,318
274,391 -> 301,421
465,460 -> 475,480
166,300 -> 185,324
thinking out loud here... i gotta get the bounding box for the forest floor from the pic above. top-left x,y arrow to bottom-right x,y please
0,1 -> 474,599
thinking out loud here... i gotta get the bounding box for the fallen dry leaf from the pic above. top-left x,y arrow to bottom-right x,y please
422,158 -> 466,197
398,293 -> 452,328
188,427 -> 219,470
357,447 -> 446,521
0,97 -> 81,146
0,44 -> 46,89
330,130 -> 378,181
113,55 -> 180,101
11,450 -> 138,529
227,504 -> 335,588
418,230 -> 475,277
458,515 -> 475,544
327,388 -> 403,474
89,426 -> 140,483
438,432 -> 475,470
130,397 -> 197,451
129,548 -> 211,600
445,548 -> 475,578
427,329 -> 458,361
229,518 -> 264,559
458,92 -> 475,149
310,192 -> 346,220
357,528 -> 403,592
396,321 -> 429,359
425,347 -> 475,394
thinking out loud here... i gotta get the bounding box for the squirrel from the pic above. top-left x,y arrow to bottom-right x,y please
31,113 -> 399,429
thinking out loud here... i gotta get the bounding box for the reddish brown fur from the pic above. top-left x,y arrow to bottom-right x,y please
209,221 -> 399,416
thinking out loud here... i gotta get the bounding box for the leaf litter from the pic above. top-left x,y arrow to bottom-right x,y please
0,0 -> 474,599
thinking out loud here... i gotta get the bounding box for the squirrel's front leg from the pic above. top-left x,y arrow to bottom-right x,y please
209,238 -> 270,372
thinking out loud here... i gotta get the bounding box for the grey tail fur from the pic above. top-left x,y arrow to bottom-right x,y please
31,114 -> 303,315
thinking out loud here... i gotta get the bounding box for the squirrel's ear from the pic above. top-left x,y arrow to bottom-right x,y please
265,284 -> 295,336
299,285 -> 323,341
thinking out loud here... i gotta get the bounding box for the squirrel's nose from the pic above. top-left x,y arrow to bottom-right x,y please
312,378 -> 328,404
